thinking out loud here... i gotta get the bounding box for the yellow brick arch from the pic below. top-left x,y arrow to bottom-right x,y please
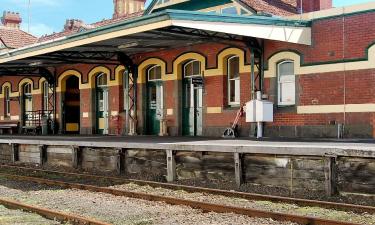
138,58 -> 167,83
86,66 -> 111,89
0,82 -> 13,98
173,52 -> 206,80
112,65 -> 126,86
217,47 -> 249,74
57,69 -> 83,92
19,78 -> 35,94
264,51 -> 301,78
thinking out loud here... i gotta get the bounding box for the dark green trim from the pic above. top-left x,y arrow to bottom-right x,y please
265,41 -> 375,71
311,8 -> 375,23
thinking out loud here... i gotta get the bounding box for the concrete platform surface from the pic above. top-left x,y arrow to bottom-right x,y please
0,135 -> 374,158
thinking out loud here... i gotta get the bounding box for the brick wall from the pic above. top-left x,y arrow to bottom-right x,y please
1,11 -> 375,138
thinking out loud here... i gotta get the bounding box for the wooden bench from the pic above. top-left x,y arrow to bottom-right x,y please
0,122 -> 19,134
22,126 -> 41,135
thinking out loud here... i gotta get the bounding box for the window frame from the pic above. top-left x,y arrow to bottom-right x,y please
277,60 -> 296,106
96,73 -> 108,87
4,86 -> 10,117
147,65 -> 162,82
42,81 -> 49,112
221,6 -> 238,15
227,55 -> 240,106
23,83 -> 32,96
183,60 -> 201,78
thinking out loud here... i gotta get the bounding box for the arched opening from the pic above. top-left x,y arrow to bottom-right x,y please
63,76 -> 80,134
227,55 -> 240,106
146,65 -> 163,135
182,60 -> 203,136
3,86 -> 10,118
95,73 -> 109,134
22,83 -> 33,127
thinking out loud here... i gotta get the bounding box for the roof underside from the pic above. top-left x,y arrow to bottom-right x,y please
0,10 -> 310,74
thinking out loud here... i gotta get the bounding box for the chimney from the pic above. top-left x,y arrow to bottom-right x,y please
113,0 -> 146,19
1,11 -> 22,29
63,19 -> 85,32
297,0 -> 332,13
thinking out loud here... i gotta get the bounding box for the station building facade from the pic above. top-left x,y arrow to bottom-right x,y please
1,0 -> 375,138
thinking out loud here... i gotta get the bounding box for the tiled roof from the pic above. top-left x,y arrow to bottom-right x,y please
0,26 -> 37,49
38,11 -> 143,43
240,0 -> 298,16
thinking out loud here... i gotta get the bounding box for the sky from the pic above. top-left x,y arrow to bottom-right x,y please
0,0 -> 374,37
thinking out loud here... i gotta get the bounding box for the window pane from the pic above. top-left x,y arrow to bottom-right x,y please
280,82 -> 295,104
279,62 -> 294,76
184,61 -> 201,77
229,57 -> 239,79
97,73 -> 107,86
221,7 -> 237,15
148,66 -> 162,81
192,61 -> 200,75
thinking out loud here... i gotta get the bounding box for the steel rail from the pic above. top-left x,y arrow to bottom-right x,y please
0,172 -> 363,225
0,164 -> 374,214
0,197 -> 110,225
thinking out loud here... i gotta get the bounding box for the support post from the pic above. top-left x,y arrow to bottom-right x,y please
72,146 -> 82,169
39,145 -> 47,166
116,148 -> 126,175
324,156 -> 337,196
10,144 -> 19,163
166,150 -> 176,182
234,153 -> 244,188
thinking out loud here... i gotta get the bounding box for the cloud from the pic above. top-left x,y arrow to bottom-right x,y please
21,23 -> 55,37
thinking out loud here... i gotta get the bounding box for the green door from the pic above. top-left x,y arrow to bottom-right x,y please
147,81 -> 163,135
96,88 -> 109,135
182,78 -> 203,136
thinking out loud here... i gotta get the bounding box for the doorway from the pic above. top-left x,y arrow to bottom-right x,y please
63,76 -> 80,134
95,73 -> 109,135
22,83 -> 33,127
146,65 -> 163,135
182,60 -> 203,136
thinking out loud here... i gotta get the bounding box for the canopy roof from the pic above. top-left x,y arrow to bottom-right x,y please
0,10 -> 311,71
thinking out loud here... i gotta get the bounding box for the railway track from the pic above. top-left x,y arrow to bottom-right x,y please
0,197 -> 110,225
0,166 -> 371,225
1,164 -> 373,214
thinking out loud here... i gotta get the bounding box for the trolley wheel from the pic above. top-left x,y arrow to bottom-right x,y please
222,128 -> 236,138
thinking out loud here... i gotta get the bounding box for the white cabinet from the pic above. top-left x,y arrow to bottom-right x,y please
246,100 -> 274,122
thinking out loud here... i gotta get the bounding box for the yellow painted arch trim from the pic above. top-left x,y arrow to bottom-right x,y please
265,44 -> 375,78
19,78 -> 35,94
217,47 -> 250,74
173,52 -> 206,80
57,69 -> 82,92
86,66 -> 111,89
0,82 -> 15,98
112,65 -> 126,86
138,58 -> 167,83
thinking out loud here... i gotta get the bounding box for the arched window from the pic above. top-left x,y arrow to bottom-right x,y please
227,56 -> 240,105
96,73 -> 107,87
184,60 -> 201,77
23,83 -> 32,95
147,65 -> 162,81
278,60 -> 295,106
42,81 -> 49,111
4,86 -> 10,117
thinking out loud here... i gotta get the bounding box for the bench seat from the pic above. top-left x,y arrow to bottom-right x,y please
0,122 -> 19,134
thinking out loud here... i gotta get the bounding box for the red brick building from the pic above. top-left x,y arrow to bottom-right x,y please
1,0 -> 375,138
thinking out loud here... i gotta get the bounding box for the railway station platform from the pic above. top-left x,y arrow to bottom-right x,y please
0,135 -> 374,158
0,135 -> 374,197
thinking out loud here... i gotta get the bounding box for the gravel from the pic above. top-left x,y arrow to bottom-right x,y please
0,205 -> 62,225
0,176 -> 297,225
110,182 -> 375,225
